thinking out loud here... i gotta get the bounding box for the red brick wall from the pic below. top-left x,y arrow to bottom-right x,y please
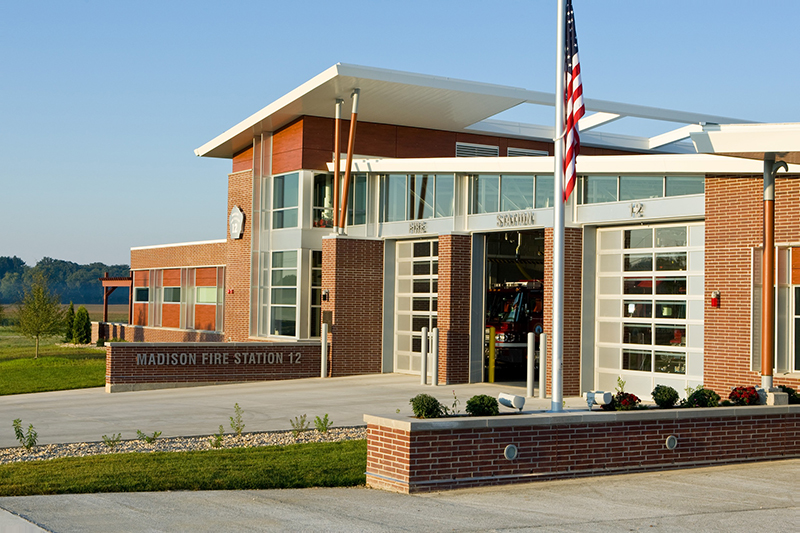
705,176 -> 800,392
321,236 -> 384,376
94,323 -> 224,344
270,116 -> 636,174
224,169 -> 253,342
131,242 -> 226,270
366,406 -> 800,493
543,227 -> 583,395
106,341 -> 322,391
437,234 -> 471,384
232,146 -> 253,173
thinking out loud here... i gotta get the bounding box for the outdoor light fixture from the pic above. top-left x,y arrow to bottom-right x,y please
498,393 -> 525,411
711,290 -> 720,308
322,289 -> 329,301
584,390 -> 613,410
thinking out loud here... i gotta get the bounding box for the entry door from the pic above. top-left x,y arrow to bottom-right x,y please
394,239 -> 438,374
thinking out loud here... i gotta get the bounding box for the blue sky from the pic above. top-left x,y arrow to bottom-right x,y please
2,0 -> 799,266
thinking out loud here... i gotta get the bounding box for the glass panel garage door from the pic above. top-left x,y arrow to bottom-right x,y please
595,223 -> 704,399
395,239 -> 438,374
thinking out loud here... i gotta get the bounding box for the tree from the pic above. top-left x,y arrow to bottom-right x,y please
64,302 -> 75,343
73,306 -> 91,344
0,302 -> 4,326
16,273 -> 65,358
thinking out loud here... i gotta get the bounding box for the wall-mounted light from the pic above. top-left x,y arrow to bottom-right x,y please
322,289 -> 329,302
711,290 -> 720,308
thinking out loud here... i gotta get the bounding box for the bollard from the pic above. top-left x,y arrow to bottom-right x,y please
321,323 -> 328,378
431,327 -> 439,386
538,332 -> 547,399
488,326 -> 496,383
526,332 -> 534,397
420,326 -> 428,385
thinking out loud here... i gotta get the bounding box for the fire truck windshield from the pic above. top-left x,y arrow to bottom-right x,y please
486,291 -> 526,323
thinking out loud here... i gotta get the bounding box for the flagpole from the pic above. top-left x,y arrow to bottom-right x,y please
551,0 -> 566,413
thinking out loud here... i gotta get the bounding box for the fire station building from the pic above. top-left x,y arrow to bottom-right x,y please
108,64 -> 800,399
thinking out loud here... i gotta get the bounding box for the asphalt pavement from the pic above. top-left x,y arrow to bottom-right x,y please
0,375 -> 797,531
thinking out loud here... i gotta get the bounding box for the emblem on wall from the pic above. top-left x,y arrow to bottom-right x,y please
229,206 -> 244,239
630,202 -> 644,218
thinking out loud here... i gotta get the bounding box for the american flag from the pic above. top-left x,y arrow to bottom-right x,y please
563,0 -> 585,200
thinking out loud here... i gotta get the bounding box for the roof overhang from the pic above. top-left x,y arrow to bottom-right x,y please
196,63 -> 752,160
691,123 -> 800,165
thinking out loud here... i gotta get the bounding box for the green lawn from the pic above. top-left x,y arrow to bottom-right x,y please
0,440 -> 367,496
0,326 -> 106,395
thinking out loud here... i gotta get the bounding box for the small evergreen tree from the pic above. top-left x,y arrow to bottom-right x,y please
73,306 -> 91,344
16,272 -> 65,358
63,302 -> 75,342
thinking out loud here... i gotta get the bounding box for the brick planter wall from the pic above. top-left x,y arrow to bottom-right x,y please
365,405 -> 799,493
94,322 -> 224,344
106,341 -> 322,392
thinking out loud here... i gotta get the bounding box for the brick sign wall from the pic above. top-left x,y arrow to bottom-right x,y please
106,342 -> 322,392
365,406 -> 799,493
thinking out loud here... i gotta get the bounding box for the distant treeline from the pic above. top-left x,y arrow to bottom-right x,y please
0,256 -> 130,305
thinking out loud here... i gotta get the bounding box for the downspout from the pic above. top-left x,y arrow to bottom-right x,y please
332,99 -> 343,230
761,155 -> 788,389
338,88 -> 360,233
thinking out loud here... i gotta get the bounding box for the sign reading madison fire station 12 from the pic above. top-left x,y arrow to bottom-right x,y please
135,351 -> 303,366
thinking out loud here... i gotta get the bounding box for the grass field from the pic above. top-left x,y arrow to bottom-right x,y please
0,440 -> 367,496
0,327 -> 106,395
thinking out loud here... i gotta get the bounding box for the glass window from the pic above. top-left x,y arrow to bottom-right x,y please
196,287 -> 217,304
666,176 -> 704,196
622,349 -> 652,371
656,252 -> 687,271
619,176 -> 663,201
383,174 -> 407,222
134,287 -> 149,303
624,229 -> 653,249
655,301 -> 685,319
270,250 -> 297,336
655,325 -> 686,347
624,253 -> 653,272
624,324 -> 652,345
312,173 -> 334,228
623,301 -> 652,318
310,250 -> 322,337
656,227 -> 687,247
500,175 -> 534,211
347,174 -> 367,226
535,175 -> 554,208
655,277 -> 686,295
471,174 -> 500,214
163,287 -> 181,303
624,277 -> 652,295
582,175 -> 617,204
655,351 -> 686,374
434,174 -> 454,217
409,174 -> 434,220
273,173 -> 299,229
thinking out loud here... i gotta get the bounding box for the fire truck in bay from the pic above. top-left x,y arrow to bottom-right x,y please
485,280 -> 544,368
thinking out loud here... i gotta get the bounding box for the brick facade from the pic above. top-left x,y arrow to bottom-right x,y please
105,341 -> 322,392
94,322 -> 223,344
705,176 -> 800,392
543,227 -> 583,396
131,241 -> 226,270
321,236 -> 384,376
365,406 -> 800,493
436,234 -> 471,384
224,169 -> 253,342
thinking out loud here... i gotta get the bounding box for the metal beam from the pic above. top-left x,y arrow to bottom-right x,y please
578,112 -> 621,132
648,124 -> 702,149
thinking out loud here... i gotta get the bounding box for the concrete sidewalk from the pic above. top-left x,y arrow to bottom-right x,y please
1,459 -> 797,532
0,374 -> 580,448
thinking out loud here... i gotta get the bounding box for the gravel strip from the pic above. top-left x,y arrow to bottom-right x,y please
0,427 -> 366,465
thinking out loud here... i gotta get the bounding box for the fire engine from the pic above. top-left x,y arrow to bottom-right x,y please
485,280 -> 544,368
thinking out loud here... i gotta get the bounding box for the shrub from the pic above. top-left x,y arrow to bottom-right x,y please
314,414 -> 331,433
136,430 -> 162,444
72,306 -> 91,344
465,394 -> 499,416
290,414 -> 309,437
778,385 -> 800,404
729,386 -> 760,406
64,302 -> 75,342
95,337 -> 106,347
409,394 -> 444,418
13,419 -> 38,450
209,425 -> 225,448
683,386 -> 720,408
102,433 -> 122,449
230,403 -> 245,436
602,377 -> 641,411
651,384 -> 680,409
